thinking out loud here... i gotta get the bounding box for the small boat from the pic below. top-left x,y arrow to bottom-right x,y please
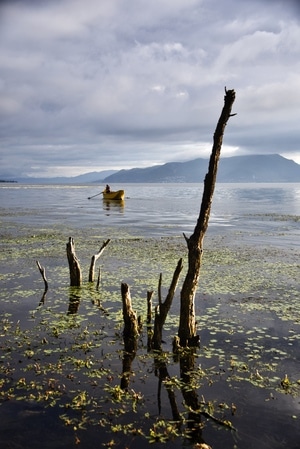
103,189 -> 125,200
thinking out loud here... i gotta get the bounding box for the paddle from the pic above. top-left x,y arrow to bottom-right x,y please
88,191 -> 103,200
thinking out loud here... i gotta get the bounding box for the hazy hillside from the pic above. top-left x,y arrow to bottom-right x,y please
3,154 -> 300,184
104,154 -> 300,183
10,170 -> 117,184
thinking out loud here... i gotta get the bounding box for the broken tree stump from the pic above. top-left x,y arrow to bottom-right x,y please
121,283 -> 139,353
66,237 -> 82,287
178,88 -> 236,347
88,239 -> 111,282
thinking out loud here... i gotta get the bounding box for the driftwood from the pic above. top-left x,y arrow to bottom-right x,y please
178,88 -> 236,347
152,258 -> 183,350
88,239 -> 111,282
66,237 -> 82,287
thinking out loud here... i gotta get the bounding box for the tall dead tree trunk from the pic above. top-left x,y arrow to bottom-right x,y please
178,88 -> 236,347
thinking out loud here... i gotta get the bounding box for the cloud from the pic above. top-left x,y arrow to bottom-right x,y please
1,0 -> 300,178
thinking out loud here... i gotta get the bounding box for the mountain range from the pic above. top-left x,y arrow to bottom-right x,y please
104,154 -> 300,183
1,154 -> 300,184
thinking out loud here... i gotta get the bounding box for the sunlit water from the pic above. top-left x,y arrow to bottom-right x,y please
1,183 -> 299,245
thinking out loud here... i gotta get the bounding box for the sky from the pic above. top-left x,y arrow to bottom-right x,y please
1,0 -> 300,178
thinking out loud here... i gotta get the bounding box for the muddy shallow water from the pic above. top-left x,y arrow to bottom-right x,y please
0,183 -> 299,448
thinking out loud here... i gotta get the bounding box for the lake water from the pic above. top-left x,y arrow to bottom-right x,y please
0,182 -> 300,449
1,182 -> 300,246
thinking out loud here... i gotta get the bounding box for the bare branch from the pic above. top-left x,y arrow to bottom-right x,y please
89,239 -> 111,282
36,260 -> 48,292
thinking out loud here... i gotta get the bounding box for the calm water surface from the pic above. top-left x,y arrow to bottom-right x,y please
0,182 -> 299,449
1,183 -> 299,245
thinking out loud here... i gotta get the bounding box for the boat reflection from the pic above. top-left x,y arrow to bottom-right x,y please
103,199 -> 125,214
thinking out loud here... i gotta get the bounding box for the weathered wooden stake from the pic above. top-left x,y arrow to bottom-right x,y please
88,239 -> 111,282
66,237 -> 82,287
178,88 -> 236,347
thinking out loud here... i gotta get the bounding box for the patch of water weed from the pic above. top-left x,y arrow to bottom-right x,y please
0,225 -> 299,448
250,213 -> 300,222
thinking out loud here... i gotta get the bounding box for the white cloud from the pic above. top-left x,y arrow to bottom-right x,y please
0,0 -> 300,178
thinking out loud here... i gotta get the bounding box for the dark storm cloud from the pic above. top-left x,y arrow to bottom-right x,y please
0,0 -> 300,177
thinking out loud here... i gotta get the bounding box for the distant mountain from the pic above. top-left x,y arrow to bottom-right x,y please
8,170 -> 117,184
104,154 -> 300,183
3,155 -> 299,184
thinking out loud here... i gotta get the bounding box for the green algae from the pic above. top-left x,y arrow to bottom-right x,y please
0,223 -> 299,448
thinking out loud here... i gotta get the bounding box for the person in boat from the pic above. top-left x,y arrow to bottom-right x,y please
105,184 -> 111,193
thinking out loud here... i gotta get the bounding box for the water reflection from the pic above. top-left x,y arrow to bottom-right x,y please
67,288 -> 81,314
179,351 -> 206,444
155,358 -> 181,422
103,199 -> 125,215
38,290 -> 47,306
